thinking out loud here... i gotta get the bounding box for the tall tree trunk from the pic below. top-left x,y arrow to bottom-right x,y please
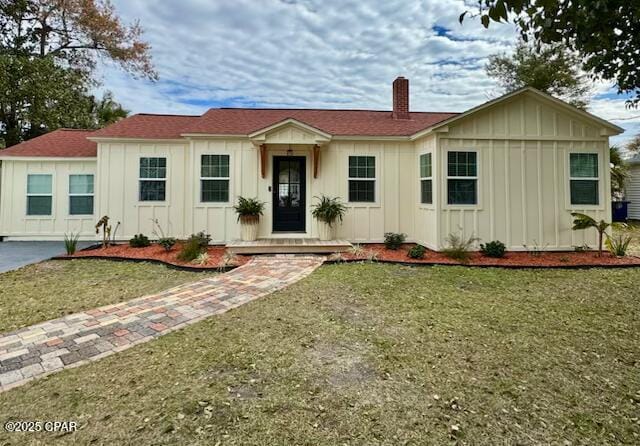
3,111 -> 22,147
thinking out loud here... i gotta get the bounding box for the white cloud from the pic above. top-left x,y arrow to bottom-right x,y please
97,0 -> 636,141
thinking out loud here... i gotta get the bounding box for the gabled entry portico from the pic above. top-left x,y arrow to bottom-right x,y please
248,118 -> 331,237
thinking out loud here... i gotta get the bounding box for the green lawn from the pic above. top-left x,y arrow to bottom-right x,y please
1,261 -> 639,445
0,259 -> 209,332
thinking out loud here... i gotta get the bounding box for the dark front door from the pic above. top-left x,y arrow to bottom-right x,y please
273,156 -> 306,232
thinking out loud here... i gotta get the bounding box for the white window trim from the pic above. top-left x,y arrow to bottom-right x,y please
68,174 -> 95,216
419,152 -> 434,208
567,151 -> 602,210
138,156 -> 168,203
25,173 -> 54,218
347,154 -> 379,206
199,154 -> 231,205
444,150 -> 481,209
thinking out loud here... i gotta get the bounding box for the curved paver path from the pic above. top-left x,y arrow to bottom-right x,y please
0,255 -> 324,392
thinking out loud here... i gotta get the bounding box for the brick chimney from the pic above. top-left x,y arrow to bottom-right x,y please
392,76 -> 410,120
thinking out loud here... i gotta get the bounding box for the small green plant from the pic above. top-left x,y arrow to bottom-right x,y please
311,195 -> 347,227
234,197 -> 266,223
177,232 -> 211,262
158,237 -> 177,251
151,218 -> 175,251
573,243 -> 591,252
523,240 -> 548,256
327,252 -> 345,263
407,244 -> 426,259
571,212 -> 610,257
605,234 -> 632,257
480,240 -> 506,258
63,232 -> 80,255
218,251 -> 239,272
384,232 -> 407,250
129,233 -> 150,248
192,252 -> 210,266
442,232 -> 479,263
365,250 -> 379,262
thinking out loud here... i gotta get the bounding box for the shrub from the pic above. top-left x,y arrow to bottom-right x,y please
407,244 -> 426,259
384,232 -> 406,250
158,237 -> 177,251
64,232 -> 80,255
348,244 -> 366,258
442,232 -> 479,263
177,232 -> 211,262
311,195 -> 347,226
234,197 -> 266,223
129,233 -> 150,248
605,234 -> 632,257
480,240 -> 506,258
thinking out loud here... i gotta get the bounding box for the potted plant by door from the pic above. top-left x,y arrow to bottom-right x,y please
311,195 -> 347,241
234,196 -> 266,241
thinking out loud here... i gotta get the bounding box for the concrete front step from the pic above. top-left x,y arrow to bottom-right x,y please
226,238 -> 352,255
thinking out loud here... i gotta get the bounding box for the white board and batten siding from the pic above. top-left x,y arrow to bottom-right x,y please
419,92 -> 611,250
0,91 -> 616,249
0,159 -> 96,240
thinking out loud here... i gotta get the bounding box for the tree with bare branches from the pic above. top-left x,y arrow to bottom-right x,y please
0,0 -> 155,147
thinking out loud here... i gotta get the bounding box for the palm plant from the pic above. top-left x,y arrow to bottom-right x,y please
571,212 -> 610,256
311,195 -> 347,227
233,197 -> 266,222
93,91 -> 129,127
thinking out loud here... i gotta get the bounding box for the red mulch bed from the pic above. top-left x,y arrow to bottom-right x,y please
337,244 -> 640,268
68,243 -> 250,270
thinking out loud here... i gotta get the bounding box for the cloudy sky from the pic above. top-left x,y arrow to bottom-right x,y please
99,0 -> 639,146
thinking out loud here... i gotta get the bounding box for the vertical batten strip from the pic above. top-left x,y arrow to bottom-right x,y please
553,141 -> 559,246
520,140 -> 527,246
537,141 -> 543,244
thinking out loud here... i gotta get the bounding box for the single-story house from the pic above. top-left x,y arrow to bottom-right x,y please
0,78 -> 623,251
627,154 -> 640,220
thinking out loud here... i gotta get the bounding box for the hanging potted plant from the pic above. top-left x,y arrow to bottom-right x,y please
234,196 -> 266,241
311,195 -> 347,241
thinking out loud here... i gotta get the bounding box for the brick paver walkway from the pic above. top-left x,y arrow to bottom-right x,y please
0,255 -> 324,392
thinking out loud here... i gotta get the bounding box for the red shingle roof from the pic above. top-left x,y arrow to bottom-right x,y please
0,109 -> 460,158
185,108 -> 458,137
0,129 -> 97,158
90,114 -> 200,139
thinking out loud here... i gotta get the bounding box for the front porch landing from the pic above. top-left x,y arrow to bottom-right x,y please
226,238 -> 352,255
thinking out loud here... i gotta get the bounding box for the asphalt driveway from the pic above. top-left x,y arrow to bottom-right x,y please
0,241 -> 93,273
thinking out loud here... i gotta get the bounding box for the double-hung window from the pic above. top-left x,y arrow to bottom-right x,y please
26,174 -> 53,216
447,151 -> 477,205
420,153 -> 432,204
69,175 -> 94,215
139,157 -> 166,201
201,154 -> 230,202
569,153 -> 599,205
348,156 -> 375,202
